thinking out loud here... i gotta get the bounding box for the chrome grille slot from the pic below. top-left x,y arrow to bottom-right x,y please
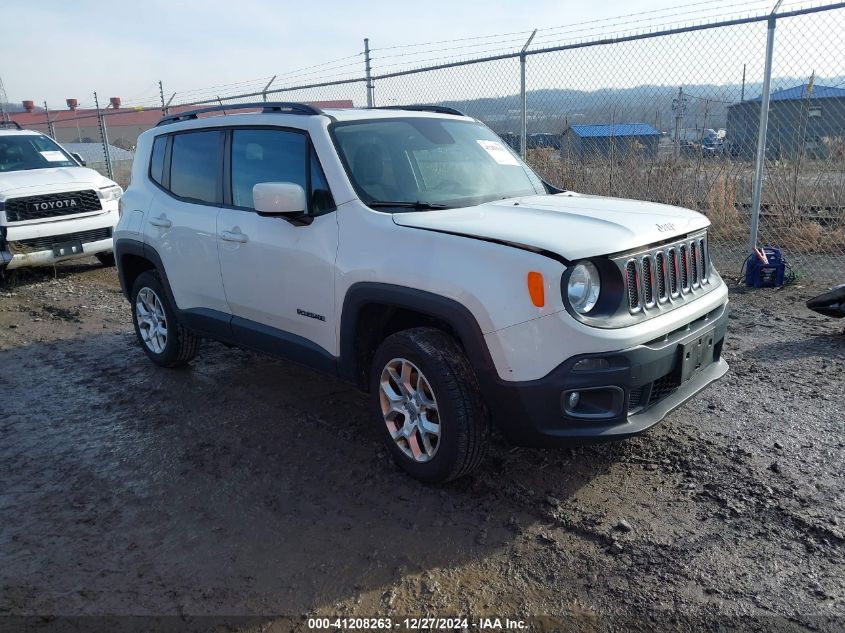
679,244 -> 689,291
626,260 -> 640,311
690,241 -> 699,287
699,238 -> 708,283
655,251 -> 667,301
642,256 -> 654,306
668,248 -> 679,296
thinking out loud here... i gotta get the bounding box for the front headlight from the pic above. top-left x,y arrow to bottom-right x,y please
97,184 -> 123,202
567,261 -> 601,314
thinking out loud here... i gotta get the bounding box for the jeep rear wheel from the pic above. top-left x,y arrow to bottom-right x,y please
371,327 -> 490,483
130,271 -> 200,367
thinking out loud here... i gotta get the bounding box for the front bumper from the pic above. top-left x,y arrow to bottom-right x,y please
1,209 -> 117,271
484,301 -> 729,445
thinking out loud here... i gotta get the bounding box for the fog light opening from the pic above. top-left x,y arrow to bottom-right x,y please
562,386 -> 625,420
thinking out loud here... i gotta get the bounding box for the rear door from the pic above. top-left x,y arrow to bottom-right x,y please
217,126 -> 339,359
144,130 -> 229,314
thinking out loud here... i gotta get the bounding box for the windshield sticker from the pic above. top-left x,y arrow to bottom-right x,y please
40,151 -> 67,162
476,140 -> 520,166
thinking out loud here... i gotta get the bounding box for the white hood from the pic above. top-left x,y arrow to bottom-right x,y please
392,192 -> 710,260
0,167 -> 114,198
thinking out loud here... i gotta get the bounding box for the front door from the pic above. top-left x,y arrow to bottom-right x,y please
217,127 -> 339,358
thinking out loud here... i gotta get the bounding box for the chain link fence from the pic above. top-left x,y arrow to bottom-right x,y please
361,4 -> 845,281
12,2 -> 845,281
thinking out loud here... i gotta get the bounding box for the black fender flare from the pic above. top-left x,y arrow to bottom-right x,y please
338,282 -> 500,396
114,238 -> 179,309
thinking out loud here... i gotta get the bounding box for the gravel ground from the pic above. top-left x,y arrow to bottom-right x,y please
0,260 -> 842,632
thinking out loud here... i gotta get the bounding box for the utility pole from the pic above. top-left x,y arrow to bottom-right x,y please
519,29 -> 537,158
364,38 -> 374,108
740,64 -> 747,102
672,86 -> 687,158
94,92 -> 114,180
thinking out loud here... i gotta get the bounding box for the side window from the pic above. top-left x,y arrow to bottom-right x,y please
231,129 -> 306,209
149,135 -> 167,185
310,150 -> 335,216
169,131 -> 222,204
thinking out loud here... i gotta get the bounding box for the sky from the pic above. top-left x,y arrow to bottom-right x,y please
1,0 -> 841,108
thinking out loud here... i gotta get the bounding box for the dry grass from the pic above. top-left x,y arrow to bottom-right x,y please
526,148 -> 845,257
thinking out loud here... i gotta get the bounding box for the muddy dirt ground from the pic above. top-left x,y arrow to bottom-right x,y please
0,260 -> 842,632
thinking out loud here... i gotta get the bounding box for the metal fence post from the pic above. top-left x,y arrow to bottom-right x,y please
748,12 -> 778,254
159,80 -> 166,115
261,75 -> 276,102
43,101 -> 55,139
519,30 -> 537,158
364,38 -> 374,107
94,92 -> 114,181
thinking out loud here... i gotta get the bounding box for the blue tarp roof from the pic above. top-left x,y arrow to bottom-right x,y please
568,123 -> 661,138
750,83 -> 845,102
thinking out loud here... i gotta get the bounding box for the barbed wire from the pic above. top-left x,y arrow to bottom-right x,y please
155,0 -> 831,107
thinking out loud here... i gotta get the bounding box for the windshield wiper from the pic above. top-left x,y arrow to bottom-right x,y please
368,200 -> 451,210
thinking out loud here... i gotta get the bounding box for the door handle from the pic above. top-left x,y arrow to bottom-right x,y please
220,230 -> 249,243
149,215 -> 172,228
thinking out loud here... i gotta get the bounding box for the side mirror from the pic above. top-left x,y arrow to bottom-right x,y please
253,182 -> 306,216
71,152 -> 86,166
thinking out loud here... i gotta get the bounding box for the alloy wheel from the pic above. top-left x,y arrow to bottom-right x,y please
135,287 -> 168,354
379,357 -> 441,462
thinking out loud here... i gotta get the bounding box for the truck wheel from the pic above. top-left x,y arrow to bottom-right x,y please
371,327 -> 490,483
130,270 -> 200,367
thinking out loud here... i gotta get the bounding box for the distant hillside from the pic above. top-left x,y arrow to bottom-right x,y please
444,76 -> 845,135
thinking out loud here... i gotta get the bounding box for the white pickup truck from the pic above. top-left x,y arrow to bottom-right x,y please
0,123 -> 121,272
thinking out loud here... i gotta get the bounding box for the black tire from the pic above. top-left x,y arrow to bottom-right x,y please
96,252 -> 116,267
370,327 -> 490,483
130,270 -> 200,368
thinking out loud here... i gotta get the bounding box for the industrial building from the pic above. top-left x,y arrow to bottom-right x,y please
725,83 -> 845,159
561,123 -> 661,160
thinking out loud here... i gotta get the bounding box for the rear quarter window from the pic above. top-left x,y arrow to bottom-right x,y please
149,136 -> 167,185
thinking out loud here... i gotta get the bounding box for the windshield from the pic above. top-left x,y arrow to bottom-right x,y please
0,134 -> 77,172
332,118 -> 546,210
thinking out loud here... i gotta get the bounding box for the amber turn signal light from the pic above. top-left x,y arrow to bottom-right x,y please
527,271 -> 545,307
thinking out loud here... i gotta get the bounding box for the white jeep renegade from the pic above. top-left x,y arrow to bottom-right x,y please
114,103 -> 728,483
0,123 -> 122,271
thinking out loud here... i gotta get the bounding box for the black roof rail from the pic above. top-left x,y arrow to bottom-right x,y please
372,104 -> 467,117
156,102 -> 324,127
0,120 -> 23,130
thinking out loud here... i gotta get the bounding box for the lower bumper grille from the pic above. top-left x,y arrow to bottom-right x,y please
8,227 -> 112,254
628,373 -> 682,413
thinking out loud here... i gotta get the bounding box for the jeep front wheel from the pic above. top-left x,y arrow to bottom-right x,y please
371,327 -> 490,483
